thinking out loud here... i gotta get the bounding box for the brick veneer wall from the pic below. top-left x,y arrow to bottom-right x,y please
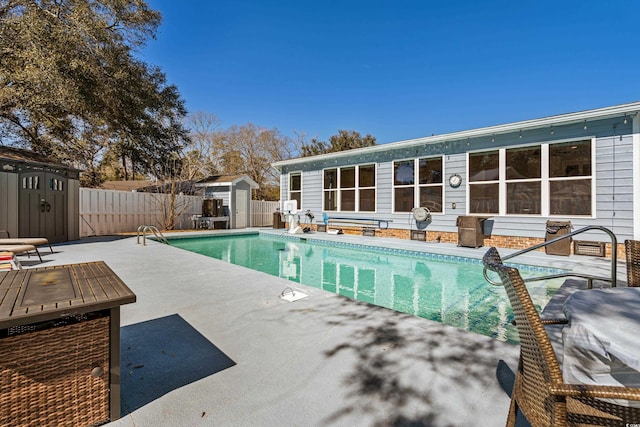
307,224 -> 625,260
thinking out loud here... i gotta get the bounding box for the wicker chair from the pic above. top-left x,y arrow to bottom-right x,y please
483,247 -> 640,426
625,239 -> 640,287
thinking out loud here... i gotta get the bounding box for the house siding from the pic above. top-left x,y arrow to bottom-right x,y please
277,108 -> 639,254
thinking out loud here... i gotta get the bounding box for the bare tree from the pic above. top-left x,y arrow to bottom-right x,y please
182,111 -> 224,180
219,123 -> 295,200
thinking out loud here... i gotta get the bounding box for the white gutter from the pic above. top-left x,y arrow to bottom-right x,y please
273,101 -> 640,170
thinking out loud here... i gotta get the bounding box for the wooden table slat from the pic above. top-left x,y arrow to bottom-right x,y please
0,287 -> 20,318
91,275 -> 121,300
0,261 -> 135,329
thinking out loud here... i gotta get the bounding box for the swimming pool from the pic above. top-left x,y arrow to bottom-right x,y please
168,233 -> 564,343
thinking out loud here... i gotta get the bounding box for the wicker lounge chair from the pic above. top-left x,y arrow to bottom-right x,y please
483,247 -> 640,426
625,239 -> 640,287
0,230 -> 52,254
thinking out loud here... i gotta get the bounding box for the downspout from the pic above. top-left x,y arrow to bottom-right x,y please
634,113 -> 640,239
229,185 -> 234,229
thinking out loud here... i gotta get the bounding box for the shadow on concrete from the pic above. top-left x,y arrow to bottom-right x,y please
55,235 -> 133,246
293,296 -> 517,427
120,314 -> 236,414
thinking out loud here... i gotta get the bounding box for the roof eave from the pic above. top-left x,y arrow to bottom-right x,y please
272,101 -> 640,170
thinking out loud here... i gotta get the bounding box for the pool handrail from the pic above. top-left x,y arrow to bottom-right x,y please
483,225 -> 618,288
137,225 -> 169,246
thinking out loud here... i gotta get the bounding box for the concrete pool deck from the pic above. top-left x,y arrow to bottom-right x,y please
22,229 -> 622,426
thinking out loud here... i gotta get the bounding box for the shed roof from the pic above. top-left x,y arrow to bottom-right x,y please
272,100 -> 640,170
196,174 -> 259,188
0,146 -> 81,172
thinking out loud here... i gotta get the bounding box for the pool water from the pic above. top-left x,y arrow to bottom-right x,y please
169,234 -> 564,343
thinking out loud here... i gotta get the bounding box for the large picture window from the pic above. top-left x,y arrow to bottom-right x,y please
323,165 -> 376,212
393,157 -> 443,213
468,139 -> 593,216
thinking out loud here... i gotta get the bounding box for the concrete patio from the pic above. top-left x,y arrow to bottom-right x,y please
23,229 -> 620,427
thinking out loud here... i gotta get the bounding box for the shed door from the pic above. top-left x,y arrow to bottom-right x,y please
18,170 -> 67,243
235,189 -> 247,228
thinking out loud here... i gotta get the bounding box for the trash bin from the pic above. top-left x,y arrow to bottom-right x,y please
545,220 -> 572,256
457,216 -> 487,248
273,211 -> 285,229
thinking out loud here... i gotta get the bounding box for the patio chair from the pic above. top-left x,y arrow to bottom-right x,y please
483,247 -> 640,426
624,239 -> 640,287
0,244 -> 42,262
0,251 -> 21,270
0,230 -> 53,254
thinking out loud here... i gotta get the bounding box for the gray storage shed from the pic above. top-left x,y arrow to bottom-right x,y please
0,146 -> 80,243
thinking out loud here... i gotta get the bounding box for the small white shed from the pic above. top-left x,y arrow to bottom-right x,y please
195,175 -> 259,229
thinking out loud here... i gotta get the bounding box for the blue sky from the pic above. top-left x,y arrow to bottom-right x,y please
138,1 -> 640,145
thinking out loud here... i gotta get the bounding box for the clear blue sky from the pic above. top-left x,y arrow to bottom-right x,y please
138,0 -> 640,145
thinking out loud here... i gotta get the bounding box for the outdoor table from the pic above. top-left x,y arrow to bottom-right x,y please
0,261 -> 136,426
562,287 -> 640,407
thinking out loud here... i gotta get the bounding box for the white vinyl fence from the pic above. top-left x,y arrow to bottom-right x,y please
79,188 -> 201,237
79,188 -> 281,236
251,200 -> 280,227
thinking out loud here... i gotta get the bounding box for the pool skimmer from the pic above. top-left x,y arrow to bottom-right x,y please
280,287 -> 308,302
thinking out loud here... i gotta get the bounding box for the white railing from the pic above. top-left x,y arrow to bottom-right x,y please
250,200 -> 280,227
79,188 -> 281,236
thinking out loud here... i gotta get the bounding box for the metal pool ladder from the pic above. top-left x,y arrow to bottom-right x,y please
137,225 -> 169,246
483,225 -> 618,289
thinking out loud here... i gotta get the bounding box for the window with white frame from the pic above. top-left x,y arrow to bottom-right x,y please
393,160 -> 414,212
393,157 -> 443,213
289,172 -> 301,207
468,139 -> 592,216
323,165 -> 376,212
359,165 -> 376,212
418,157 -> 443,213
549,141 -> 592,215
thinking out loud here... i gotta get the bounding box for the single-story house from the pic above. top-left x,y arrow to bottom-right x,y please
195,175 -> 259,229
272,101 -> 640,257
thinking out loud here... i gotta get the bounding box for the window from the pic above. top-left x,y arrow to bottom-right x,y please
340,167 -> 356,211
323,165 -> 376,212
359,165 -> 376,212
418,157 -> 443,213
289,172 -> 301,207
393,160 -> 414,212
468,139 -> 593,216
394,157 -> 443,213
506,146 -> 541,215
469,151 -> 499,214
549,141 -> 591,216
323,169 -> 338,211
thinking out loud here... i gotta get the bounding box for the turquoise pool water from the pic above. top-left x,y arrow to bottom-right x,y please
169,233 -> 564,343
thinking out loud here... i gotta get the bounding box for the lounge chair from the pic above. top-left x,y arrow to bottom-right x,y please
0,244 -> 42,262
0,251 -> 21,270
625,239 -> 640,287
0,230 -> 53,254
483,246 -> 640,426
